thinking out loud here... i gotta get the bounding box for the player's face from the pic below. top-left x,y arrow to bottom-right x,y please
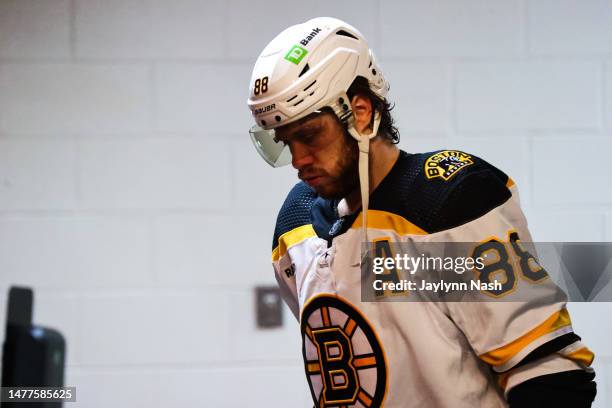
275,111 -> 359,199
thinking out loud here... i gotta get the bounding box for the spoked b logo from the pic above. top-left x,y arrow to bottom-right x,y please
301,295 -> 387,407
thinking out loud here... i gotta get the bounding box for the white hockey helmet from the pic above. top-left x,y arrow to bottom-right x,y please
247,16 -> 389,167
247,17 -> 390,245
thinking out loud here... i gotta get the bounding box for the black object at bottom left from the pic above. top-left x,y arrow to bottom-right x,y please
1,286 -> 66,408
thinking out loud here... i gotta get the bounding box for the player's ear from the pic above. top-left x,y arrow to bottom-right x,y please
350,94 -> 373,134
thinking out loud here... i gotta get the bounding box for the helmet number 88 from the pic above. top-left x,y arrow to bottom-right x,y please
254,76 -> 269,95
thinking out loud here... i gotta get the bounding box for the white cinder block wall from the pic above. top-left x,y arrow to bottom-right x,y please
0,0 -> 610,406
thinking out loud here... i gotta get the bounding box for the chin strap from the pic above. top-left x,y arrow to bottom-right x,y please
348,112 -> 382,259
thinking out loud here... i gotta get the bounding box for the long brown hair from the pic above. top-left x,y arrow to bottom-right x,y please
346,76 -> 400,144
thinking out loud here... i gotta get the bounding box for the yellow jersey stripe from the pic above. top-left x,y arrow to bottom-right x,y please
271,224 -> 317,261
351,209 -> 428,235
480,308 -> 572,367
563,346 -> 595,367
497,372 -> 510,390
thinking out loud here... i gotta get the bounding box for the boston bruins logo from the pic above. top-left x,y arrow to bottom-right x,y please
425,150 -> 473,181
301,294 -> 387,407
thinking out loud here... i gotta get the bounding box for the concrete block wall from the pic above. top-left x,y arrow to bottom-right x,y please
0,0 -> 610,406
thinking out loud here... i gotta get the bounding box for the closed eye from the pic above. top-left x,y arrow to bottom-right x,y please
300,133 -> 315,142
295,127 -> 321,144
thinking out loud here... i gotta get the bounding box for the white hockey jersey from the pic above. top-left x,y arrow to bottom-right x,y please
271,150 -> 594,407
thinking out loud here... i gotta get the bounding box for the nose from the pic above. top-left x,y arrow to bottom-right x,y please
290,141 -> 314,170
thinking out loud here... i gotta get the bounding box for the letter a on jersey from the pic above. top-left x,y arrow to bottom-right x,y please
301,295 -> 387,407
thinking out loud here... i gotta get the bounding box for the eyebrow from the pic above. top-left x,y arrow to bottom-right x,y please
276,122 -> 321,142
294,123 -> 320,134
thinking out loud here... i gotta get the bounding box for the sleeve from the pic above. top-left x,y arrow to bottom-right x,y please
271,182 -> 338,322
432,156 -> 596,400
507,370 -> 596,407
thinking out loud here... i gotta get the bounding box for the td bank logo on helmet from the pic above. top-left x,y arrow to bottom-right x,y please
300,27 -> 322,46
284,27 -> 322,65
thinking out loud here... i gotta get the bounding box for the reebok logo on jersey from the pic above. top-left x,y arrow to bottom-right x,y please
425,150 -> 474,181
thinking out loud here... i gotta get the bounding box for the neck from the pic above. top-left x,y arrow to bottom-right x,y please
344,138 -> 400,213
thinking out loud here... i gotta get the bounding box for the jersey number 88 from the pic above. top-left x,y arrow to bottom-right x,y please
471,231 -> 548,297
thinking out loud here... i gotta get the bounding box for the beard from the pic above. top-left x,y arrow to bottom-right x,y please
312,130 -> 360,200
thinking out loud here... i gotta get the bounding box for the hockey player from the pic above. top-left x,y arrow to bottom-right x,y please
247,17 -> 596,407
